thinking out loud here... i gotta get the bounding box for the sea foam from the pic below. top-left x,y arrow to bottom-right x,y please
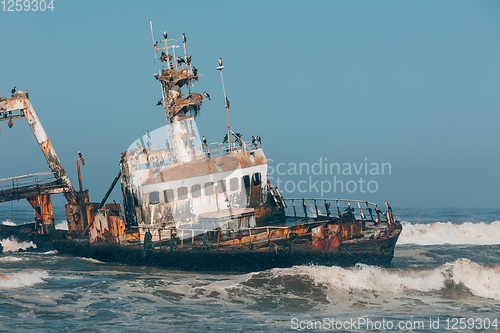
398,221 -> 500,245
0,237 -> 37,252
0,270 -> 49,289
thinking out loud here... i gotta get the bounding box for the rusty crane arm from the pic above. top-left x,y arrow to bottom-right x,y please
0,95 -> 77,202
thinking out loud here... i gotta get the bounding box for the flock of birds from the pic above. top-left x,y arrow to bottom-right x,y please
218,133 -> 261,145
151,33 -> 261,152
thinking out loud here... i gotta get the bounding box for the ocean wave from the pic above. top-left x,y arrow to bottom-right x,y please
55,220 -> 68,231
398,221 -> 500,245
297,258 -> 500,301
1,219 -> 16,226
0,256 -> 24,262
0,237 -> 37,252
0,270 -> 49,289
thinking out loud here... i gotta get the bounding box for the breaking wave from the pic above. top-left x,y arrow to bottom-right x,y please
297,258 -> 500,301
0,270 -> 49,289
399,221 -> 500,245
1,219 -> 16,226
0,237 -> 36,252
55,220 -> 68,230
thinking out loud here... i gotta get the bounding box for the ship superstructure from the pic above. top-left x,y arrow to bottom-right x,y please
119,28 -> 284,240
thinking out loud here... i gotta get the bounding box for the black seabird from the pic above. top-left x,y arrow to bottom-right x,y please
192,66 -> 197,76
182,33 -> 186,43
11,86 -> 16,94
156,99 -> 163,106
177,55 -> 185,65
203,92 -> 210,100
25,90 -> 29,99
202,136 -> 207,145
251,136 -> 256,144
163,31 -> 167,39
256,135 -> 261,144
218,57 -> 223,66
225,97 -> 230,109
222,134 -> 228,144
186,55 -> 192,65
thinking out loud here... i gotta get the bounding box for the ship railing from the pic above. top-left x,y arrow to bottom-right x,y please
284,198 -> 391,223
134,224 -> 292,247
197,140 -> 257,159
0,171 -> 58,191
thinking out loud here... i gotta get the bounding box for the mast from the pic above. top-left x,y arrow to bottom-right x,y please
149,23 -> 204,163
217,58 -> 232,151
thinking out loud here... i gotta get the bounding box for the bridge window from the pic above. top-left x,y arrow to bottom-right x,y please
149,191 -> 160,205
217,180 -> 226,193
178,187 -> 188,200
242,175 -> 251,189
164,189 -> 174,202
230,177 -> 239,191
252,173 -> 261,186
204,182 -> 214,195
191,184 -> 201,198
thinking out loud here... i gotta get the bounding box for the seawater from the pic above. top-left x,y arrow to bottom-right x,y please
1,205 -> 499,332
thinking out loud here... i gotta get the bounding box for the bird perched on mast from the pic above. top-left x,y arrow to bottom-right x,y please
177,55 -> 185,66
182,33 -> 186,43
203,92 -> 210,100
218,58 -> 223,66
163,31 -> 167,39
225,97 -> 230,109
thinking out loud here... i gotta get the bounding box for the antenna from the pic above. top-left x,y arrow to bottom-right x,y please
182,33 -> 189,69
149,20 -> 157,61
217,58 -> 232,151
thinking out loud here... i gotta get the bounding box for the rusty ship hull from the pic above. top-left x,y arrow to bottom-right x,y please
53,220 -> 402,273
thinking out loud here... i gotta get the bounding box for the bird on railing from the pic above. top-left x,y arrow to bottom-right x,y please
256,135 -> 261,144
222,134 -> 228,144
186,55 -> 192,65
202,136 -> 207,145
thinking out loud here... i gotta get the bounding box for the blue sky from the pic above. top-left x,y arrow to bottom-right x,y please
0,0 -> 499,208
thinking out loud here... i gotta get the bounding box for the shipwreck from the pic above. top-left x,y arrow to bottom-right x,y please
0,26 -> 402,272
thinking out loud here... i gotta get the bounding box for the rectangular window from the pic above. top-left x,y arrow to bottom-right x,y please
243,175 -> 251,189
217,180 -> 226,193
164,189 -> 174,202
178,187 -> 188,200
204,182 -> 214,195
229,177 -> 239,191
252,173 -> 261,186
149,191 -> 160,204
191,184 -> 201,198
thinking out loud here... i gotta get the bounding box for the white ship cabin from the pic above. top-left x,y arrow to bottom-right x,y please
120,117 -> 270,236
